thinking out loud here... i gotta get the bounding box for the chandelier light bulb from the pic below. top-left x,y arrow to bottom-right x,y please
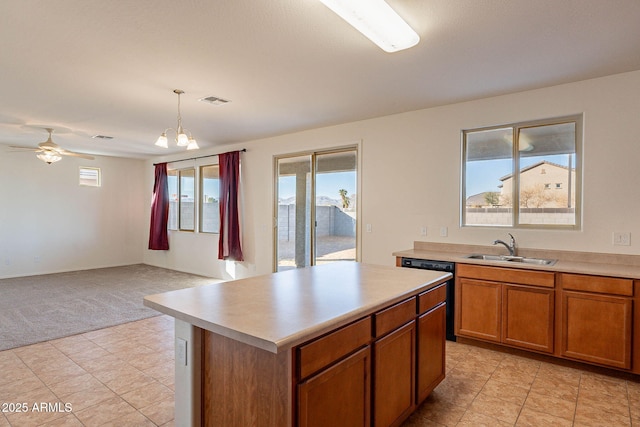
177,132 -> 189,146
155,133 -> 169,148
186,138 -> 199,150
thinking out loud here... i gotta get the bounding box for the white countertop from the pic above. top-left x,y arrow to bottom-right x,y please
144,262 -> 450,353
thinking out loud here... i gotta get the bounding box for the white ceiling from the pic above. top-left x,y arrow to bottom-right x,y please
2,0 -> 640,159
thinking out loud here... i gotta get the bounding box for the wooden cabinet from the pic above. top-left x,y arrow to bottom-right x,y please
456,277 -> 502,342
373,322 -> 415,427
503,284 -> 554,353
296,286 -> 447,427
373,297 -> 416,427
456,264 -> 555,353
559,273 -> 633,369
416,284 -> 446,403
297,317 -> 372,427
298,347 -> 371,427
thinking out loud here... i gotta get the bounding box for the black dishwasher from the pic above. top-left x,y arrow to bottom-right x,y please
401,257 -> 456,341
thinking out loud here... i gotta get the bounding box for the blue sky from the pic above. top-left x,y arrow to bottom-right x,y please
279,171 -> 356,199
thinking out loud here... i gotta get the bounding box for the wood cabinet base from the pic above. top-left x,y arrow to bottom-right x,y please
202,330 -> 292,427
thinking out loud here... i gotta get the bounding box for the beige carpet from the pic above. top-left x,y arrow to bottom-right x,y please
0,264 -> 219,351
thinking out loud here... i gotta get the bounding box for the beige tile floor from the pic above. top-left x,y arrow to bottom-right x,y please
2,315 -> 639,426
405,341 -> 640,427
0,316 -> 175,427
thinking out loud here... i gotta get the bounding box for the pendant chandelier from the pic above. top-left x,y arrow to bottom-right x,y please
155,89 -> 199,150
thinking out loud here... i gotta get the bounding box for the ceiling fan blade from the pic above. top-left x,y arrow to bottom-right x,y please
59,150 -> 95,160
11,129 -> 95,161
8,146 -> 41,152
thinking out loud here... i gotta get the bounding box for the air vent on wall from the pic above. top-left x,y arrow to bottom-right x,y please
199,96 -> 230,106
92,135 -> 114,140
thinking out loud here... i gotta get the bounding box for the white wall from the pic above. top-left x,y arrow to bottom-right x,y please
144,70 -> 640,278
0,147 -> 146,278
7,71 -> 636,280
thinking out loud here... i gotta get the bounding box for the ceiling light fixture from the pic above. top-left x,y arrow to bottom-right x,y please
318,0 -> 420,53
36,152 -> 62,164
155,89 -> 199,150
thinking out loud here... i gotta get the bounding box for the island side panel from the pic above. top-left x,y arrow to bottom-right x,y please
175,319 -> 202,427
202,330 -> 293,427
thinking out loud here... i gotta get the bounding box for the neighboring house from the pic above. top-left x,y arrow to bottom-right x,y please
500,161 -> 576,208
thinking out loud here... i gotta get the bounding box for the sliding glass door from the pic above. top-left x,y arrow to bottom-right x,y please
275,148 -> 358,271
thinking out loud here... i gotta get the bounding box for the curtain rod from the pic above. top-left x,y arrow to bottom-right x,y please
153,148 -> 246,166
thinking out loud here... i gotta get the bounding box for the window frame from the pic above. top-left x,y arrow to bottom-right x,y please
461,115 -> 582,230
79,167 -> 101,187
199,164 -> 220,234
167,167 -> 196,232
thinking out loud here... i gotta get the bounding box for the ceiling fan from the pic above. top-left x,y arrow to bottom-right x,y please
9,128 -> 95,164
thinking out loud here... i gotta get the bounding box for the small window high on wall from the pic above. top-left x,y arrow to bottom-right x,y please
79,167 -> 101,187
462,115 -> 582,229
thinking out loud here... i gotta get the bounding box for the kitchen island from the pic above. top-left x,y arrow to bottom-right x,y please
144,262 -> 450,427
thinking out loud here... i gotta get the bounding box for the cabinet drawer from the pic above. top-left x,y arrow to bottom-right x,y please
560,273 -> 633,296
298,317 -> 371,380
458,264 -> 554,288
418,284 -> 446,314
375,297 -> 416,338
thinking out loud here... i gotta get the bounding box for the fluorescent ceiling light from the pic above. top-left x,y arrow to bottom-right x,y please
319,0 -> 420,53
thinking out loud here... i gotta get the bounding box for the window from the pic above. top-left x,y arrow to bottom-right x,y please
167,168 -> 195,231
462,115 -> 581,228
200,165 -> 220,233
79,167 -> 101,187
274,147 -> 358,271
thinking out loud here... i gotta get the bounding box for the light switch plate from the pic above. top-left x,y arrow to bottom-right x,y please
613,232 -> 631,246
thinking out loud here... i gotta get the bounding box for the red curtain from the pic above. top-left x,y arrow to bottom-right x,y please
148,163 -> 170,250
218,151 -> 244,261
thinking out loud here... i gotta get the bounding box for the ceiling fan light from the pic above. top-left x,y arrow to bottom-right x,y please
155,133 -> 169,148
37,152 -> 62,164
319,0 -> 419,52
186,138 -> 199,150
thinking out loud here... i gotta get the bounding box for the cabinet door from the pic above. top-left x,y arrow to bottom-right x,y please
374,321 -> 416,427
416,303 -> 446,404
456,278 -> 501,342
560,291 -> 632,369
298,346 -> 371,427
502,284 -> 554,353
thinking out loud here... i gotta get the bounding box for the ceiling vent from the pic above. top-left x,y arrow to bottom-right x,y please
199,96 -> 230,106
92,135 -> 114,140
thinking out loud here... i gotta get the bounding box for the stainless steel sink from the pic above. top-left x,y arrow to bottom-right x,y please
465,254 -> 557,266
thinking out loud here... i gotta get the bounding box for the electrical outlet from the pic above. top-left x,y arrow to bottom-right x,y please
420,226 -> 427,236
439,227 -> 448,237
176,338 -> 188,366
366,224 -> 372,233
613,232 -> 631,246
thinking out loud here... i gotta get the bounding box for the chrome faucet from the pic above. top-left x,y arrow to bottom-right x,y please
493,233 -> 517,256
